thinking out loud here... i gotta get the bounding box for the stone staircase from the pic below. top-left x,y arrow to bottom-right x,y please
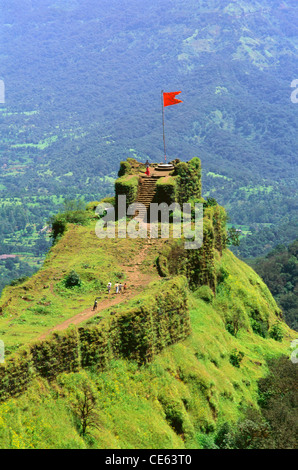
135,175 -> 160,221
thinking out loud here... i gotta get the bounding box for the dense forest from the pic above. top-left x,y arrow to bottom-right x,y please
0,0 -> 297,289
213,355 -> 297,449
249,239 -> 298,331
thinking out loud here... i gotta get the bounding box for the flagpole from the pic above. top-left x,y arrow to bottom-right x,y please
161,90 -> 166,163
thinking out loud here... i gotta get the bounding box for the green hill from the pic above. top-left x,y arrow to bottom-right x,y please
0,0 -> 297,273
0,162 -> 296,448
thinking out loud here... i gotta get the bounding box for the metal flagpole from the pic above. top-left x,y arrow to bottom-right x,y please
161,90 -> 166,163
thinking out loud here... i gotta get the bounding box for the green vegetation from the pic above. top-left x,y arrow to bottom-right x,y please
64,271 -> 82,288
0,0 -> 297,446
0,199 -> 295,448
248,240 -> 298,331
0,0 -> 297,275
214,356 -> 298,449
115,175 -> 139,213
49,199 -> 90,243
0,253 -> 294,448
155,177 -> 177,206
175,158 -> 202,205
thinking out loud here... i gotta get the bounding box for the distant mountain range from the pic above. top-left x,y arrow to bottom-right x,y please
0,0 -> 297,258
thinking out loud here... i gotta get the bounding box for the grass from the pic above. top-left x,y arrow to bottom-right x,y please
0,217 -> 293,356
0,264 -> 293,448
0,218 -> 295,448
0,219 -> 162,354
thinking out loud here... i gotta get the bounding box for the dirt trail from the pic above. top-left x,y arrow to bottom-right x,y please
37,240 -> 158,340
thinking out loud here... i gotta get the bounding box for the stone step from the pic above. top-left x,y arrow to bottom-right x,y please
137,195 -> 155,199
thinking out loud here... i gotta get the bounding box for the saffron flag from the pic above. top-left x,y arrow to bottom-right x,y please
163,91 -> 183,107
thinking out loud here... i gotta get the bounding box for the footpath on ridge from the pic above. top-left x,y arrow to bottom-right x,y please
38,168 -> 174,340
38,239 -> 160,340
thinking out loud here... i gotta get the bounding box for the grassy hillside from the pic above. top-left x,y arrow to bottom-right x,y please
0,215 -> 295,449
0,0 -> 297,269
0,217 -> 164,355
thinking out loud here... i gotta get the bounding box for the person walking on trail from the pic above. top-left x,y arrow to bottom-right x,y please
107,281 -> 112,294
115,282 -> 119,294
123,283 -> 127,293
119,282 -> 123,293
145,159 -> 150,176
92,299 -> 98,311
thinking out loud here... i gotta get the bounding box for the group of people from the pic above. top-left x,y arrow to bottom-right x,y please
92,281 -> 128,310
92,161 -> 151,313
107,281 -> 127,295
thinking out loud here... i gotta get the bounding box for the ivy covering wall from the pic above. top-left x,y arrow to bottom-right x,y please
114,175 -> 139,214
154,176 -> 177,206
0,276 -> 190,402
114,157 -> 202,209
175,157 -> 202,204
158,204 -> 227,291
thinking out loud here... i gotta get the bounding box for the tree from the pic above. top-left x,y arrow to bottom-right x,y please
71,382 -> 99,435
64,270 -> 81,288
57,372 -> 101,437
256,356 -> 298,449
226,227 -> 241,246
63,198 -> 86,212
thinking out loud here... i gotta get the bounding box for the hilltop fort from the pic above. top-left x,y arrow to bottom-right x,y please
0,157 -> 295,449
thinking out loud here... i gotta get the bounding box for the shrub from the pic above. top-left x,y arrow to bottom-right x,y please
49,214 -> 67,242
118,160 -> 132,177
85,201 -> 103,212
196,433 -> 218,449
229,349 -> 244,368
9,276 -> 29,286
269,322 -> 283,342
215,411 -> 271,449
225,308 -> 245,337
176,157 -> 201,204
194,285 -> 214,303
154,177 -> 177,206
203,197 -> 218,208
226,227 -> 241,246
251,319 -> 268,338
64,271 -> 82,288
217,266 -> 229,284
156,255 -> 169,277
49,210 -> 90,242
214,422 -> 234,449
115,175 -> 139,211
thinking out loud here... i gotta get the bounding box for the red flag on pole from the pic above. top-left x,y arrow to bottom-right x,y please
163,91 -> 183,107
